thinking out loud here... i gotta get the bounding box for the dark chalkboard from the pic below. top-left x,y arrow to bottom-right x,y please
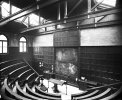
55,48 -> 78,77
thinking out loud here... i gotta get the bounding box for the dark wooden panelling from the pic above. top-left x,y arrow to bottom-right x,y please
54,30 -> 80,47
33,47 -> 54,72
0,47 -> 33,63
78,46 -> 122,84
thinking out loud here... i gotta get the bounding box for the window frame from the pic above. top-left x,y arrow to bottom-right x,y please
19,37 -> 27,53
0,35 -> 8,54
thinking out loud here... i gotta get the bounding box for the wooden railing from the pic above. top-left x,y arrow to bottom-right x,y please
71,81 -> 122,100
23,58 -> 40,76
86,82 -> 122,91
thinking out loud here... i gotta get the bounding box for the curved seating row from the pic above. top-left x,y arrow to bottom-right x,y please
0,59 -> 29,79
1,70 -> 38,100
0,59 -> 35,100
0,59 -> 32,88
0,59 -> 22,69
35,86 -> 61,98
30,77 -> 62,99
16,80 -> 45,100
1,77 -> 31,100
21,73 -> 122,100
71,82 -> 122,100
0,59 -> 122,100
17,73 -> 62,100
26,84 -> 61,100
0,59 -> 62,100
101,86 -> 122,100
1,75 -> 62,100
0,59 -> 25,72
2,75 -> 122,100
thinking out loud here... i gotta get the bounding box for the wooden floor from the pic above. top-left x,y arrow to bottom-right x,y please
43,79 -> 83,100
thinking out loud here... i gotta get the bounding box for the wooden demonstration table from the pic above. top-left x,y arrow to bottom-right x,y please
48,78 -> 67,94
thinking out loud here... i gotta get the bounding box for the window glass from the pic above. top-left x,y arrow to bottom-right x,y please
0,35 -> 7,54
0,41 -> 2,53
3,41 -> 7,53
1,2 -> 10,17
20,37 -> 26,42
1,2 -> 46,26
29,14 -> 39,26
12,5 -> 21,14
96,0 -> 116,8
0,35 -> 7,40
24,43 -> 26,52
22,17 -> 29,26
19,37 -> 27,52
19,42 -> 23,52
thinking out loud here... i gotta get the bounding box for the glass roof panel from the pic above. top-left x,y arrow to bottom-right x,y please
1,2 -> 51,26
12,5 -> 21,14
29,14 -> 39,26
1,2 -> 10,17
96,0 -> 116,7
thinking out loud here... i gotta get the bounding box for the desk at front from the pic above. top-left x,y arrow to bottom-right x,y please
48,78 -> 67,94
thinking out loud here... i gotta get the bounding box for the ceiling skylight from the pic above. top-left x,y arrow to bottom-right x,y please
1,1 -> 46,26
1,2 -> 10,17
96,0 -> 116,7
29,14 -> 39,26
12,5 -> 21,14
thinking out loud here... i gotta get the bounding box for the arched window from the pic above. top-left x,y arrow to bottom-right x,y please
19,37 -> 27,52
0,35 -> 8,54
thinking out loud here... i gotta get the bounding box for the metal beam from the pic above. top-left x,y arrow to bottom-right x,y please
38,11 -> 41,25
64,0 -> 67,18
9,0 -> 12,15
91,0 -> 104,11
20,8 -> 122,33
88,0 -> 91,13
67,0 -> 84,16
116,0 -> 122,7
0,0 -> 59,26
28,16 -> 30,27
95,15 -> 106,23
0,2 -> 2,19
21,15 -> 29,24
57,2 -> 61,20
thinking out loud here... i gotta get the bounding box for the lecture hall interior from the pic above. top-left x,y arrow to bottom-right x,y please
0,0 -> 122,100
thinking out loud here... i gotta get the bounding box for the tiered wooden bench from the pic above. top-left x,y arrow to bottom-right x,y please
1,77 -> 31,100
71,82 -> 122,100
1,59 -> 122,100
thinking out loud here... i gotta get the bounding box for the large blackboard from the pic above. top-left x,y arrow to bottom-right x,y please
55,48 -> 78,77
